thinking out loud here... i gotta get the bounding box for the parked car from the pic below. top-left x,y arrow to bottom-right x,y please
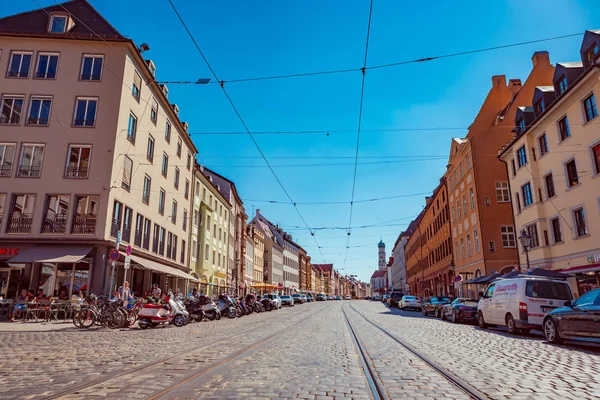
388,292 -> 404,307
382,294 -> 390,303
292,294 -> 305,304
365,296 -> 371,300
280,295 -> 295,307
329,296 -> 336,300
478,276 -> 573,334
543,288 -> 600,344
306,294 -> 314,302
441,298 -> 478,323
335,296 -> 342,300
316,293 -> 326,301
345,295 -> 351,300
262,293 -> 282,309
422,297 -> 452,317
399,295 -> 422,311
374,295 -> 382,301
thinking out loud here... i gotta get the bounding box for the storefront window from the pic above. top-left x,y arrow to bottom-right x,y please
576,272 -> 599,295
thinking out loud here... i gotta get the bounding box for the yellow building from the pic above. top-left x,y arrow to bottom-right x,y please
249,226 -> 265,294
499,30 -> 600,296
191,166 -> 231,295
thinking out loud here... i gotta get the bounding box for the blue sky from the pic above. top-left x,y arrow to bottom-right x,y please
5,0 -> 600,281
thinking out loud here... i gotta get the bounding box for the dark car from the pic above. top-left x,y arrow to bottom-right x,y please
306,294 -> 314,302
441,298 -> 478,323
388,292 -> 404,307
422,297 -> 453,317
316,293 -> 326,301
382,294 -> 390,303
292,294 -> 305,304
373,295 -> 382,301
543,288 -> 600,344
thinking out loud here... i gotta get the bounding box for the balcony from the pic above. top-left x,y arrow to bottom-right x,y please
122,224 -> 131,242
142,232 -> 150,250
7,214 -> 33,234
0,165 -> 12,177
134,229 -> 142,247
65,167 -> 89,179
71,216 -> 97,234
17,166 -> 41,178
110,219 -> 120,238
41,214 -> 67,234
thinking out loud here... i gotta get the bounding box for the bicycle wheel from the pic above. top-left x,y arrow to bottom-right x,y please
105,309 -> 125,329
78,309 -> 97,328
72,310 -> 82,328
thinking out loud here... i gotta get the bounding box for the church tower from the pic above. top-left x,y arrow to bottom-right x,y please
378,239 -> 386,271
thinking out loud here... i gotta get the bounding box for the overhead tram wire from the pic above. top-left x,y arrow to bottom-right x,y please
157,32 -> 583,86
165,0 -> 328,263
344,0 -> 374,269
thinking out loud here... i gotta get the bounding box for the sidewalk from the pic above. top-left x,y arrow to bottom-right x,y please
0,321 -> 77,332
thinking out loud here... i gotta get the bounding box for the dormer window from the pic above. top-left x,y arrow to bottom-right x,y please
557,75 -> 568,95
533,99 -> 545,116
585,43 -> 599,65
146,60 -> 156,77
161,84 -> 169,98
49,15 -> 68,33
518,118 -> 526,133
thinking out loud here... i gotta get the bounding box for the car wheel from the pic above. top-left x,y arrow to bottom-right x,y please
452,310 -> 459,323
506,314 -> 518,335
477,311 -> 487,329
544,318 -> 562,344
440,309 -> 446,320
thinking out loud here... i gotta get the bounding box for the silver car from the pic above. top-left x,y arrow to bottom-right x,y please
280,295 -> 295,307
400,295 -> 422,311
262,293 -> 282,309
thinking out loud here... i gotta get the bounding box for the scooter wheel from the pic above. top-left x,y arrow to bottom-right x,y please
138,322 -> 149,330
215,311 -> 221,320
173,315 -> 186,327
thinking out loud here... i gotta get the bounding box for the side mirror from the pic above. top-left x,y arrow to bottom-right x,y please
479,292 -> 484,298
564,300 -> 572,308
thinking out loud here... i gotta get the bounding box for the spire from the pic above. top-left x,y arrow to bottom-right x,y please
378,238 -> 385,248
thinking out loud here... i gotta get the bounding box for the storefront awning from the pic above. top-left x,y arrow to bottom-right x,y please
558,263 -> 600,275
8,246 -> 93,264
129,255 -> 198,282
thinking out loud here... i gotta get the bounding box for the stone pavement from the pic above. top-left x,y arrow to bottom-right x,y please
351,301 -> 600,400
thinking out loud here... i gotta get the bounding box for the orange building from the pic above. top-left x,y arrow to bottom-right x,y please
406,179 -> 453,297
445,52 -> 555,297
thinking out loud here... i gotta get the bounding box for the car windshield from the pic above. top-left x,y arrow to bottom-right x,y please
525,281 -> 572,300
403,296 -> 416,300
391,293 -> 402,299
293,294 -> 301,297
281,296 -> 291,299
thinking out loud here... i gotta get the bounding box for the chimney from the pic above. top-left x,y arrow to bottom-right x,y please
508,79 -> 522,100
491,75 -> 507,88
532,51 -> 550,67
256,208 -> 261,217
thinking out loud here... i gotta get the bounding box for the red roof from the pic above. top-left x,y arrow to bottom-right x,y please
370,270 -> 386,279
313,264 -> 333,273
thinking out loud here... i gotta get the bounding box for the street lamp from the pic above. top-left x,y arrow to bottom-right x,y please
519,229 -> 531,272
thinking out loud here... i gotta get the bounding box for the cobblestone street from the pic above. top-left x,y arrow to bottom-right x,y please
1,300 -> 599,399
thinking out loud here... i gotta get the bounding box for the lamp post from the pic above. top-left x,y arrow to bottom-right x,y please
519,229 -> 531,273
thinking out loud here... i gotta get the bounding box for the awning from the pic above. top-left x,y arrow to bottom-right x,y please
129,255 -> 198,282
8,246 -> 93,264
558,263 -> 600,275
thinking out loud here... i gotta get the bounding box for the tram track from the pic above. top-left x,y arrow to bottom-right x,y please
344,304 -> 490,400
40,304 -> 324,400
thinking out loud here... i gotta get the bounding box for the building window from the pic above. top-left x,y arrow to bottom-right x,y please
517,146 -> 527,168
206,215 -> 211,232
41,195 -> 69,234
158,188 -> 165,215
142,175 -> 151,204
550,217 -> 562,243
538,134 -> 548,156
500,226 -> 516,248
127,112 -> 137,143
453,171 -> 458,187
174,167 -> 180,189
122,156 -> 133,191
143,218 -> 151,249
187,153 -> 192,170
526,224 -> 540,248
545,173 -> 555,198
465,154 -> 471,171
469,188 -> 475,209
462,195 -> 467,215
515,193 -> 522,213
151,98 -> 158,124
451,206 -> 456,223
71,195 -> 98,235
466,234 -> 472,256
518,118 -> 526,133
460,239 -> 465,258
534,99 -> 545,116
205,244 -> 210,261
585,43 -> 599,65
184,179 -> 189,200
159,227 -> 166,256
65,145 -> 90,179
558,116 -> 570,141
0,144 -> 16,177
122,207 -> 133,242
7,52 -> 32,78
171,200 -> 177,224
456,200 -> 461,219
183,209 -> 187,232
593,143 -> 600,175
134,213 -> 144,247
165,121 -> 171,143
49,15 -> 68,33
80,55 -> 103,81
73,97 -> 98,127
146,135 -> 155,163
110,201 -> 123,238
557,75 -> 568,95
511,159 -> 516,177
573,208 -> 588,237
489,241 -> 495,252
176,137 -> 182,158
565,159 -> 579,187
132,71 -> 142,101
17,144 -> 44,178
522,182 -> 533,206
474,229 -> 480,252
181,239 -> 186,264
583,93 -> 598,122
1,95 -> 24,125
7,194 -> 36,234
192,239 -> 197,258
152,224 -> 160,253
495,182 -> 510,202
27,96 -> 52,126
35,53 -> 59,79
162,153 -> 168,177
193,210 -> 199,227
166,232 -> 173,259
459,162 -> 464,179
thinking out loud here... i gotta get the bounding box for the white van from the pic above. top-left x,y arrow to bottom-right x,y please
477,276 -> 573,334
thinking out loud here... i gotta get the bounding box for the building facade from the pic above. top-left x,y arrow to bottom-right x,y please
282,233 -> 299,294
499,30 -> 600,297
249,209 -> 283,293
0,1 -> 198,299
391,230 -> 411,293
244,229 -> 254,295
249,225 -> 265,294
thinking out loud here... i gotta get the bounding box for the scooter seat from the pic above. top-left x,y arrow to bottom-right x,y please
143,304 -> 166,309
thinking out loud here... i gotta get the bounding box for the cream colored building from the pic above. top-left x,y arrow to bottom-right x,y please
250,226 -> 265,294
190,166 -> 231,295
499,30 -> 600,296
0,1 -> 198,299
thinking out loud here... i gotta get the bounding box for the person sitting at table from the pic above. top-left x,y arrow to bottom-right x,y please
35,288 -> 47,299
10,289 -> 29,321
58,288 -> 69,300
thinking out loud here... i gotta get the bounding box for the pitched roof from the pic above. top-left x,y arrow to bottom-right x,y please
0,0 -> 125,41
557,61 -> 584,68
313,264 -> 333,273
370,270 -> 386,279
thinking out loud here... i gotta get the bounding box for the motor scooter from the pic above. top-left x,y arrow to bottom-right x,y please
137,295 -> 188,329
215,294 -> 238,319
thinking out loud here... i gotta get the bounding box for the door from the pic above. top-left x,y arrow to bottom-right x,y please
559,290 -> 599,336
479,284 -> 496,323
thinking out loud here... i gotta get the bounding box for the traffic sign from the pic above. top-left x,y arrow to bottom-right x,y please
124,255 -> 131,269
109,249 -> 120,261
126,245 -> 132,256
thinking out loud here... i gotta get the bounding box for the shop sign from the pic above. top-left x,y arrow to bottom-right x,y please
0,247 -> 19,256
587,253 -> 600,264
